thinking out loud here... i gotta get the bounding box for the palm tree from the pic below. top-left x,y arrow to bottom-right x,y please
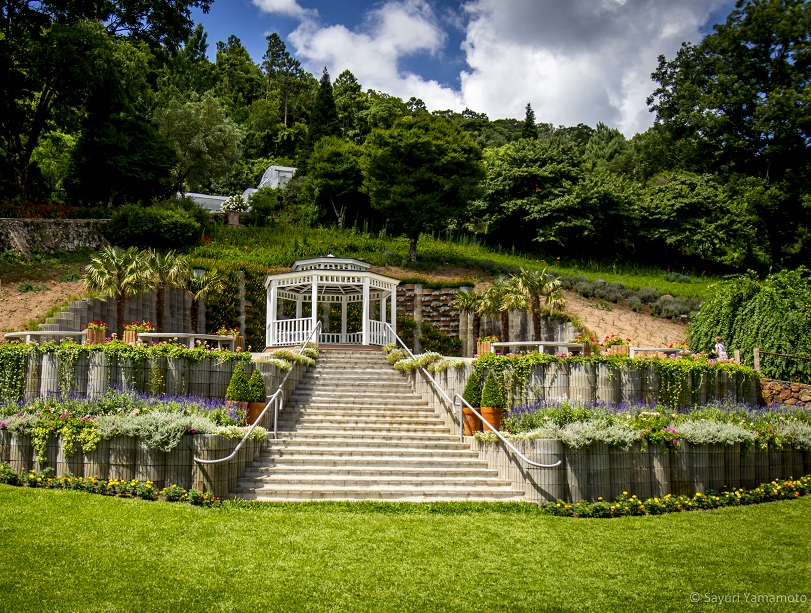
185,269 -> 224,333
513,267 -> 565,340
452,289 -> 484,355
147,250 -> 190,332
85,246 -> 155,339
480,277 -> 515,343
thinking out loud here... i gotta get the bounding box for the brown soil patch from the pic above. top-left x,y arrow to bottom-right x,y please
0,280 -> 86,334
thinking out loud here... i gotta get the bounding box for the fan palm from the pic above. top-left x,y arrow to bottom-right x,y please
185,269 -> 224,334
452,289 -> 484,348
480,277 -> 515,343
513,267 -> 565,339
85,246 -> 155,338
147,250 -> 190,332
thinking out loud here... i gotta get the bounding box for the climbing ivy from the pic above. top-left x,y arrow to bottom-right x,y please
0,343 -> 32,401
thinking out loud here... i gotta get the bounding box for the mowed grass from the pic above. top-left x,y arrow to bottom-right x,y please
191,225 -> 716,299
1,487 -> 809,612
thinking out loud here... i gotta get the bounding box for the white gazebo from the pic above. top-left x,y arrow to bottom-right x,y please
264,256 -> 400,347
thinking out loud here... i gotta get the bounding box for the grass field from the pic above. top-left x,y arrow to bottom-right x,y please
191,225 -> 717,300
2,487 -> 808,612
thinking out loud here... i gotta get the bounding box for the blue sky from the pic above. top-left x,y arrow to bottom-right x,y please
193,0 -> 737,136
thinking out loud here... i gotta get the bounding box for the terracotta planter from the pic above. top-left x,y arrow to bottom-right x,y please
234,335 -> 245,352
246,401 -> 266,425
123,330 -> 138,345
480,407 -> 504,432
462,407 -> 482,436
605,345 -> 630,356
85,328 -> 106,344
476,341 -> 492,355
226,400 -> 249,420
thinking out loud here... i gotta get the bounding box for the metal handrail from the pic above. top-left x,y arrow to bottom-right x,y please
193,321 -> 322,465
383,323 -> 561,470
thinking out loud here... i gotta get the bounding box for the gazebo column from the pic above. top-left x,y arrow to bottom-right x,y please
268,280 -> 278,346
361,277 -> 370,345
390,290 -> 397,336
295,295 -> 302,319
311,274 -> 318,339
341,296 -> 347,343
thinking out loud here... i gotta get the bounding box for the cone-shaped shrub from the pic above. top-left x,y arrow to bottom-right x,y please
480,370 -> 504,409
462,370 -> 482,408
248,368 -> 267,403
226,363 -> 250,402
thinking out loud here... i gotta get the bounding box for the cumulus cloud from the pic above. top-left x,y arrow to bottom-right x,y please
251,0 -> 316,20
252,0 -> 733,136
286,0 -> 463,108
460,0 -> 731,135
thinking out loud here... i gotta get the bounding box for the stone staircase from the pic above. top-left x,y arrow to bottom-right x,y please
232,349 -> 524,502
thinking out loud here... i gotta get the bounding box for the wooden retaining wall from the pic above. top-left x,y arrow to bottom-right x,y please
14,352 -> 305,402
470,438 -> 809,503
0,431 -> 261,499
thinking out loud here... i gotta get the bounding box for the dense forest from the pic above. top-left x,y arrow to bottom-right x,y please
1,0 -> 808,272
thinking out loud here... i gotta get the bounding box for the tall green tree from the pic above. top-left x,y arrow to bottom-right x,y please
85,246 -> 156,339
146,250 -> 190,332
363,115 -> 485,262
333,69 -> 367,141
215,35 -> 263,122
306,137 -> 368,229
0,0 -> 209,198
648,0 -> 811,266
185,270 -> 224,334
521,103 -> 538,140
262,33 -> 303,128
308,68 -> 341,145
154,92 -> 245,194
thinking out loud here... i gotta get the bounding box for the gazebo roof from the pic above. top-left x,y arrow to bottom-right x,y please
290,255 -> 371,272
263,255 -> 399,296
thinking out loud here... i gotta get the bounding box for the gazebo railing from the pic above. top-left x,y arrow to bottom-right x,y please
270,317 -> 313,346
320,332 -> 362,344
369,320 -> 393,346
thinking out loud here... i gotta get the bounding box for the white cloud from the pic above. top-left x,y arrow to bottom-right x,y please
260,0 -> 733,136
287,0 -> 464,107
459,0 -> 731,135
251,0 -> 316,20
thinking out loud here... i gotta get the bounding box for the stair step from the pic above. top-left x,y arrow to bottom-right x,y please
239,475 -> 511,487
266,439 -> 472,451
244,466 -> 499,478
231,485 -> 524,501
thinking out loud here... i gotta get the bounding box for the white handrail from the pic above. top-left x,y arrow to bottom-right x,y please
383,323 -> 561,470
194,321 -> 322,465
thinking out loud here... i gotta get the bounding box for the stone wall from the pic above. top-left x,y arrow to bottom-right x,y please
760,379 -> 811,407
0,218 -> 108,257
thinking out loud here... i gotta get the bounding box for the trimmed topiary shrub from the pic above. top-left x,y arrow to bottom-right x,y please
480,370 -> 505,409
462,369 -> 482,408
225,363 -> 250,402
247,368 -> 267,403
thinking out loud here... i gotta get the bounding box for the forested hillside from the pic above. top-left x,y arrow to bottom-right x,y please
1,0 -> 808,272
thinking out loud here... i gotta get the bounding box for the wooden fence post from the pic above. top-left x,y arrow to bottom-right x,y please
753,347 -> 760,373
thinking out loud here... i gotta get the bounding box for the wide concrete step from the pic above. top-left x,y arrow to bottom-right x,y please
256,456 -> 486,469
231,485 -> 524,501
275,420 -> 447,431
262,447 -> 480,460
273,429 -> 458,440
238,474 -> 512,487
278,407 -> 438,418
290,390 -> 418,401
244,466 -> 500,478
266,438 -> 472,451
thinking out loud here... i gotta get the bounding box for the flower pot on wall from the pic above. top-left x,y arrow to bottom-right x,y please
476,341 -> 492,355
605,345 -> 630,356
480,407 -> 504,432
462,407 -> 481,435
86,329 -> 106,344
234,336 -> 245,352
123,330 -> 138,345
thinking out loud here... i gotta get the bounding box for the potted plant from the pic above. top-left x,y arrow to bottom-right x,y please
476,335 -> 498,356
246,368 -> 267,425
225,362 -> 250,411
480,370 -> 505,432
84,320 -> 107,344
217,325 -> 244,352
221,194 -> 248,227
569,332 -> 595,356
123,321 -> 154,345
603,333 -> 631,356
461,369 -> 483,435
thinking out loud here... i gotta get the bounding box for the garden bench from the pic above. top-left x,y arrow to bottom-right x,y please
136,332 -> 237,351
490,341 -> 590,356
3,330 -> 87,344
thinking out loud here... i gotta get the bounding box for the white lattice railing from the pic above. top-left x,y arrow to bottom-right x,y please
270,318 -> 313,346
369,320 -> 393,346
319,332 -> 362,344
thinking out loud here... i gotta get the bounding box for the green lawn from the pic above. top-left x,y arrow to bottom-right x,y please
2,487 -> 808,612
191,225 -> 716,299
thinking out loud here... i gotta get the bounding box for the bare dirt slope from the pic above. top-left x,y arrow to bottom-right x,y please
1,268 -> 688,348
0,281 -> 86,333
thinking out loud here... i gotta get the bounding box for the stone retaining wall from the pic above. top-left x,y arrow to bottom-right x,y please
1,431 -> 261,499
0,218 -> 108,258
760,379 -> 811,407
17,351 -> 306,401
